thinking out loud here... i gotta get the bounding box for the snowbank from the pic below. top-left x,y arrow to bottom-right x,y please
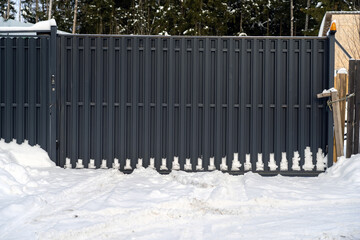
0,141 -> 359,239
0,139 -> 54,168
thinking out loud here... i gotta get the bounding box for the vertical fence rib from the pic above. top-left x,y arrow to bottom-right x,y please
83,37 -> 90,167
59,36 -> 66,167
95,37 -> 103,166
71,37 -> 79,164
168,38 -> 174,169
286,39 -> 294,169
239,39 -> 246,170
215,39 -> 222,169
311,40 -> 318,164
119,38 -> 127,169
39,38 -> 48,149
4,38 -> 13,142
191,39 -> 198,169
16,38 -> 25,143
263,40 -> 270,170
250,39 -> 258,170
299,40 -> 306,167
203,38 -> 211,170
155,39 -> 163,170
28,38 -> 36,145
131,38 -> 139,168
143,38 -> 151,167
179,39 -> 186,169
107,37 -> 115,167
275,40 -> 283,170
227,39 -> 234,170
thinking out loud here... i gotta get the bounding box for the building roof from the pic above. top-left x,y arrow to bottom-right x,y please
318,11 -> 360,36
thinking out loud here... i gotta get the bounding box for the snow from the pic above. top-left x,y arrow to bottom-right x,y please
0,19 -> 57,32
1,142 -> 360,239
338,68 -> 348,74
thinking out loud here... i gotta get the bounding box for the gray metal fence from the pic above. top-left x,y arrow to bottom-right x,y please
56,34 -> 333,175
0,28 -> 335,175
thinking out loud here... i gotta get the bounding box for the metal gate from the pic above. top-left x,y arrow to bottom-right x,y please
0,25 -> 335,175
56,34 -> 334,175
0,26 -> 56,162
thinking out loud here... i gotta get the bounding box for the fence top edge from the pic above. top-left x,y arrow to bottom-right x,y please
56,34 -> 328,40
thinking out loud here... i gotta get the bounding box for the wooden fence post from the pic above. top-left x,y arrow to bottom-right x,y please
333,72 -> 347,161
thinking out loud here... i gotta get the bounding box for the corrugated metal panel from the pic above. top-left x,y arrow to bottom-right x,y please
55,35 -> 332,175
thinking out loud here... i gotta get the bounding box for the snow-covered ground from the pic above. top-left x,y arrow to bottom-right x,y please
1,141 -> 360,240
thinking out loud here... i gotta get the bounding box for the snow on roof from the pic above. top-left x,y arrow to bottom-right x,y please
318,11 -> 360,36
0,19 -> 57,32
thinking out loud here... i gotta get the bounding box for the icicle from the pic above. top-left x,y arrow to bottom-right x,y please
88,159 -> 96,169
160,158 -> 168,170
196,158 -> 203,171
256,153 -> 264,171
76,159 -> 84,169
268,153 -> 278,171
124,159 -> 132,170
184,158 -> 192,171
292,151 -> 301,171
172,156 -> 180,170
280,152 -> 288,171
220,157 -> 228,171
316,148 -> 326,171
231,153 -> 242,171
112,158 -> 120,169
148,158 -> 155,169
64,158 -> 72,169
244,154 -> 251,171
208,157 -> 216,170
303,147 -> 314,171
100,159 -> 108,169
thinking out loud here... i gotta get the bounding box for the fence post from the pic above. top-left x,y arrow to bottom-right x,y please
346,60 -> 355,158
48,24 -> 57,163
354,61 -> 360,154
327,27 -> 335,165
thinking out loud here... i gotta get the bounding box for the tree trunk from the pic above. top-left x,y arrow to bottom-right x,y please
304,0 -> 310,34
36,0 -> 39,22
290,0 -> 294,36
6,0 -> 10,20
239,11 -> 243,33
19,0 -> 21,21
48,0 -> 53,19
72,0 -> 78,34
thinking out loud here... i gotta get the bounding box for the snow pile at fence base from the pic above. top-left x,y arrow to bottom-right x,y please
0,139 -> 54,168
0,142 -> 360,240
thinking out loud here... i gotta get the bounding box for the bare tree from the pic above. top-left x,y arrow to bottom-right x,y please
73,0 -> 78,34
6,0 -> 10,20
290,0 -> 294,36
36,0 -> 39,22
304,0 -> 310,34
18,0 -> 21,21
48,0 -> 53,19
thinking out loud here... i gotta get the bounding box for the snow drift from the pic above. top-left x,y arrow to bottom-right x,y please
0,141 -> 359,240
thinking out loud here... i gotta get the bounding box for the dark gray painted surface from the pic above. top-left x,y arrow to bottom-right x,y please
56,35 -> 332,174
0,35 -> 51,150
0,30 -> 334,174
